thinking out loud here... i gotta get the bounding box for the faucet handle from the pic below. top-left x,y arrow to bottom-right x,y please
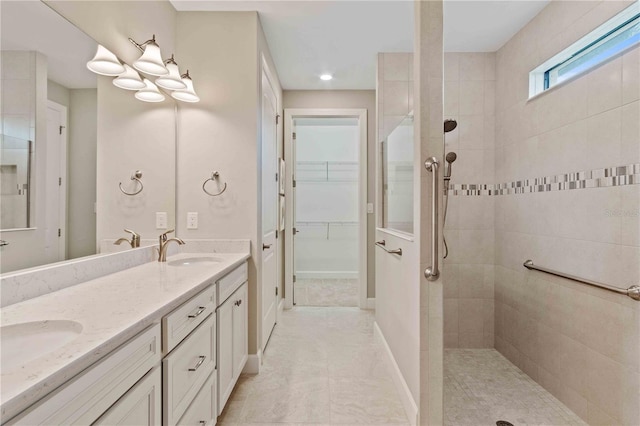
159,229 -> 175,242
124,228 -> 140,238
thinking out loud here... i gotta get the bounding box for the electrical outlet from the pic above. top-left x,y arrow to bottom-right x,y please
187,212 -> 198,229
367,203 -> 374,214
156,212 -> 168,229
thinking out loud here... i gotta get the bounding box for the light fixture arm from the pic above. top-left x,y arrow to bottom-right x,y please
165,54 -> 178,66
128,34 -> 158,53
181,70 -> 192,79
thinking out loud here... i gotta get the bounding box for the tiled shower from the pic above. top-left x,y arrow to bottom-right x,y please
443,1 -> 639,425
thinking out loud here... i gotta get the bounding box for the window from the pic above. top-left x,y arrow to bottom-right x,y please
529,1 -> 639,98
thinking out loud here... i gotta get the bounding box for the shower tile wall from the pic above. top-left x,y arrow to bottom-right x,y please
493,1 -> 639,425
377,53 -> 413,141
443,52 -> 496,349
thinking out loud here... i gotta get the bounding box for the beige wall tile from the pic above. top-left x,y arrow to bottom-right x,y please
458,80 -> 485,115
459,53 -> 485,81
586,56 -> 622,117
586,348 -> 625,422
622,46 -> 639,104
383,53 -> 410,82
621,101 -> 640,164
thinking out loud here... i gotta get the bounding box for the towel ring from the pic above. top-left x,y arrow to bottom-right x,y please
119,170 -> 144,196
203,171 -> 227,196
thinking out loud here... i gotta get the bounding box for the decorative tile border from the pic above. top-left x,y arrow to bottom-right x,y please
449,163 -> 640,196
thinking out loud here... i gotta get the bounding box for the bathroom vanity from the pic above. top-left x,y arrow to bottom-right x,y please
0,251 -> 250,425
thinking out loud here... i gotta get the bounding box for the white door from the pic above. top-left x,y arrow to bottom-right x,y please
261,68 -> 278,351
46,101 -> 67,262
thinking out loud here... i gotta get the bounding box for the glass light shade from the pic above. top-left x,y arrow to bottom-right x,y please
87,45 -> 125,76
132,42 -> 168,76
155,62 -> 187,90
171,77 -> 200,103
135,79 -> 165,102
112,64 -> 146,90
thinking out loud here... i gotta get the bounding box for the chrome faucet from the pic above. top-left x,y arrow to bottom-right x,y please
114,229 -> 141,248
158,229 -> 185,262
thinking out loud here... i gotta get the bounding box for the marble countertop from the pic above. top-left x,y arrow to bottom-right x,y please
0,252 -> 250,421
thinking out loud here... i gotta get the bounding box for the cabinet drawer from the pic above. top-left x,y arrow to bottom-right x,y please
163,314 -> 216,426
177,372 -> 217,426
9,325 -> 161,425
217,262 -> 247,305
163,284 -> 216,354
94,367 -> 161,425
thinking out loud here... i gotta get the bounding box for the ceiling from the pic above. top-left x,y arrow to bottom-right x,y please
170,0 -> 549,90
1,1 -> 97,89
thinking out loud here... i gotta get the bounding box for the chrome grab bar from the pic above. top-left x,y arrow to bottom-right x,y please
524,260 -> 640,301
375,240 -> 402,256
424,157 -> 440,281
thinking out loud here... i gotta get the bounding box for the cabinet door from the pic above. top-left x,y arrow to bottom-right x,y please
217,296 -> 234,415
94,367 -> 161,426
232,282 -> 248,379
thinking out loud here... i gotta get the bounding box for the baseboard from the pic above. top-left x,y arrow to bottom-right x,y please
373,322 -> 418,426
242,349 -> 262,374
366,297 -> 375,310
296,271 -> 358,279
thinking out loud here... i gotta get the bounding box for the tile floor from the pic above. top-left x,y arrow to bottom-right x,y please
294,279 -> 359,307
217,307 -> 409,425
218,308 -> 586,426
444,349 -> 587,426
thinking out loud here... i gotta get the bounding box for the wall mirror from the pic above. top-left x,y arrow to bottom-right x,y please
0,1 -> 176,274
381,113 -> 414,235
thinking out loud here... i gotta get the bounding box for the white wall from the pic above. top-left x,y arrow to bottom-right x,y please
176,11 -> 283,355
45,0 -> 177,247
295,123 -> 359,277
67,89 -> 97,259
283,90 -> 376,296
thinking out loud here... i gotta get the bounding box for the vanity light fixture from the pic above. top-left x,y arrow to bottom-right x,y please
129,35 -> 168,76
320,74 -> 333,81
135,78 -> 165,102
112,64 -> 146,90
87,45 -> 125,76
155,55 -> 187,90
171,70 -> 200,103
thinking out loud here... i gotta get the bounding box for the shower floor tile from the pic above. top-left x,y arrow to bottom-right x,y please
294,278 -> 359,307
445,349 -> 587,426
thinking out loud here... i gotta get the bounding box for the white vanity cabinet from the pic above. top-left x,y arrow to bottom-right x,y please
216,262 -> 249,415
7,325 -> 162,426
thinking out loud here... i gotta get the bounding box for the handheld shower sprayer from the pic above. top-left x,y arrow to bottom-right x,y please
445,151 -> 457,179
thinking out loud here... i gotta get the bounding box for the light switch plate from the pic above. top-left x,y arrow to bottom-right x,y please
156,212 -> 168,229
187,212 -> 198,229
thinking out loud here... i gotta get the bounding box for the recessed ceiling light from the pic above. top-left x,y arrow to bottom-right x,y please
320,74 -> 333,81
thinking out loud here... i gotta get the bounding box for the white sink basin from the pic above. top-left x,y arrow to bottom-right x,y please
1,320 -> 83,372
167,256 -> 223,267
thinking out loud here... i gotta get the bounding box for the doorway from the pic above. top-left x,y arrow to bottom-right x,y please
284,109 -> 367,309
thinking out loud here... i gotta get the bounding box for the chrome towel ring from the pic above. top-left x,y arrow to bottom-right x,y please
203,171 -> 227,196
119,170 -> 144,196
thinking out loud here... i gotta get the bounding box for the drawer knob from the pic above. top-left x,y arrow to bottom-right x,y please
188,306 -> 206,318
188,355 -> 206,371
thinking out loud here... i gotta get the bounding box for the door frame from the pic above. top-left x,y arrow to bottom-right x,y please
284,108 -> 368,309
46,100 -> 67,260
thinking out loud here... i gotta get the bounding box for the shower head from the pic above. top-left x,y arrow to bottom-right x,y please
444,119 -> 458,133
444,151 -> 457,179
446,152 -> 457,164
